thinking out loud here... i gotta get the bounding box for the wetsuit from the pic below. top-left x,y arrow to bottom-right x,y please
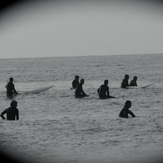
119,108 -> 135,118
75,83 -> 87,98
121,79 -> 129,88
129,80 -> 137,86
6,82 -> 18,98
72,80 -> 79,89
97,84 -> 115,99
1,107 -> 19,120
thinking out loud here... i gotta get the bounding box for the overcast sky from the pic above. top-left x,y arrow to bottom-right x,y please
0,0 -> 163,58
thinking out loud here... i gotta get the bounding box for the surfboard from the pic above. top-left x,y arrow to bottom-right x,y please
23,85 -> 53,94
127,83 -> 155,89
141,83 -> 155,89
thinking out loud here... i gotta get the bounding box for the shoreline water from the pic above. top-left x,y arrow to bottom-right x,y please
0,54 -> 163,163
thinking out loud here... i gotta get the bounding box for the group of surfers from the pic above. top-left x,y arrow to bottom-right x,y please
72,74 -> 138,98
0,77 -> 19,120
72,74 -> 136,118
1,75 -> 137,120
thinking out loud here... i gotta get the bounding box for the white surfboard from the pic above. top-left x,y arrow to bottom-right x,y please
141,83 -> 155,89
23,85 -> 53,94
128,83 -> 155,89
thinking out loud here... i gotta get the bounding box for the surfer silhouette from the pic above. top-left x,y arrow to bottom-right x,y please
121,74 -> 129,88
119,100 -> 135,118
0,100 -> 19,120
129,76 -> 138,86
97,80 -> 115,99
75,79 -> 88,98
6,77 -> 18,98
72,75 -> 79,89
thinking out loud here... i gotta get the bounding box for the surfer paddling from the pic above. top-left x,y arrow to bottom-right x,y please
119,100 -> 135,118
0,100 -> 19,120
6,77 -> 18,98
97,80 -> 115,99
75,79 -> 88,98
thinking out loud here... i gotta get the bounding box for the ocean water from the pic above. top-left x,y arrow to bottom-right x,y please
0,54 -> 163,163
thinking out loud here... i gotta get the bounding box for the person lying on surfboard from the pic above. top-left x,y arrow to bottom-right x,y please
6,77 -> 18,98
0,100 -> 19,120
121,74 -> 129,89
97,80 -> 115,99
72,75 -> 79,89
129,76 -> 138,87
119,100 -> 136,118
75,79 -> 88,98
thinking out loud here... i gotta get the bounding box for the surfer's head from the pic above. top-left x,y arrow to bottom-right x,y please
124,100 -> 132,109
80,79 -> 84,84
10,100 -> 17,108
133,76 -> 137,81
9,77 -> 13,82
125,74 -> 129,80
104,80 -> 108,85
75,75 -> 79,80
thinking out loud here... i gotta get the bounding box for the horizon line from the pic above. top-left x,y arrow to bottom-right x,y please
0,53 -> 162,60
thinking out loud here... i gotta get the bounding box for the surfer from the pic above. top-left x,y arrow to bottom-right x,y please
0,100 -> 19,120
121,74 -> 129,88
129,76 -> 138,86
72,75 -> 79,89
97,80 -> 115,99
6,77 -> 18,98
75,79 -> 88,98
119,100 -> 135,118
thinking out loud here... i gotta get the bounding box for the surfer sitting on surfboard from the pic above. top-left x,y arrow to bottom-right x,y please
75,79 -> 88,98
119,100 -> 136,118
121,74 -> 129,89
0,100 -> 19,120
129,76 -> 138,87
6,77 -> 18,98
97,80 -> 115,99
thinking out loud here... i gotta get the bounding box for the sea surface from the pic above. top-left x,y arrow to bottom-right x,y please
0,54 -> 163,163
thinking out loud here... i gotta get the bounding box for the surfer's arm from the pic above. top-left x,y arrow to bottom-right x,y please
119,109 -> 128,118
121,81 -> 128,89
13,85 -> 18,94
0,109 -> 7,120
72,80 -> 75,89
14,89 -> 18,94
106,86 -> 110,96
80,86 -> 88,96
128,110 -> 136,117
82,90 -> 88,96
16,109 -> 19,120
